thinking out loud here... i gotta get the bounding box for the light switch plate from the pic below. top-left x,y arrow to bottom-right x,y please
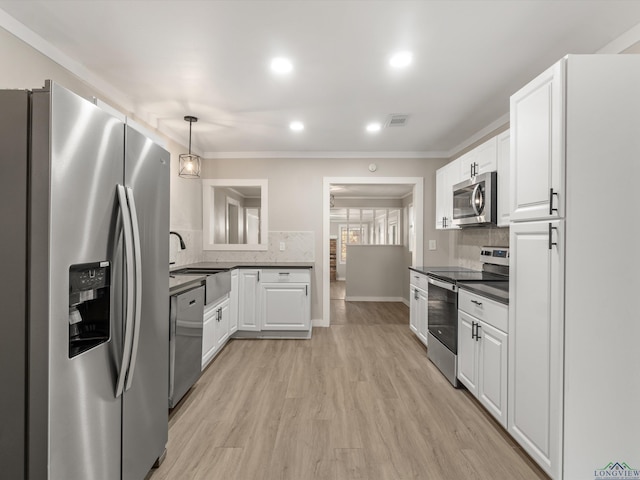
279,241 -> 285,251
428,240 -> 436,250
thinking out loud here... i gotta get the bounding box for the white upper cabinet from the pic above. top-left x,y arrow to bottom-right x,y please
435,161 -> 460,230
459,136 -> 497,180
510,60 -> 565,222
496,129 -> 510,227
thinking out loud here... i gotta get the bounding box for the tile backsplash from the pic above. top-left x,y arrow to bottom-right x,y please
169,230 -> 315,266
169,229 -> 203,267
454,226 -> 509,270
202,231 -> 315,263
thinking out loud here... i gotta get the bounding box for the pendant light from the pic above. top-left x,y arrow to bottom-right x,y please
179,115 -> 201,178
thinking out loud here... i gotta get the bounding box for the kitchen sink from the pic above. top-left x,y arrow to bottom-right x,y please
170,267 -> 231,304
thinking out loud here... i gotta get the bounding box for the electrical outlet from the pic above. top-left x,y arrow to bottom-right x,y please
429,240 -> 437,250
279,241 -> 285,251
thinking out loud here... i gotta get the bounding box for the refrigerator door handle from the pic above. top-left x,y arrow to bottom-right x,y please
125,186 -> 143,392
116,185 -> 135,398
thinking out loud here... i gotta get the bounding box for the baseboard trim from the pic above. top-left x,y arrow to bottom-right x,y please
344,296 -> 406,302
312,318 -> 329,328
401,298 -> 410,307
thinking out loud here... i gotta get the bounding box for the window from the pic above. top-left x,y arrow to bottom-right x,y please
339,224 -> 367,263
336,207 -> 403,263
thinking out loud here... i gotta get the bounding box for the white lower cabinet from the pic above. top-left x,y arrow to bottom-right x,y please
408,270 -> 428,347
238,269 -> 261,331
457,289 -> 508,428
229,269 -> 238,335
260,269 -> 311,331
261,283 -> 310,330
202,295 -> 230,369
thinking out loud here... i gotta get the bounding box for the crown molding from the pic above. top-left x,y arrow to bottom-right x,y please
204,150 -> 449,160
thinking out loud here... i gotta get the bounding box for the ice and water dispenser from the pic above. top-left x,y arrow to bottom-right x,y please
68,262 -> 111,358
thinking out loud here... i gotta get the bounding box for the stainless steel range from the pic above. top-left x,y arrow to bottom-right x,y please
426,247 -> 509,386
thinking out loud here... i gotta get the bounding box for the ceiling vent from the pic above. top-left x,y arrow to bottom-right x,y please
385,114 -> 410,128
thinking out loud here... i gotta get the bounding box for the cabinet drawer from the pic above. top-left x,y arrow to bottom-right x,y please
260,269 -> 310,283
409,271 -> 428,291
458,289 -> 508,332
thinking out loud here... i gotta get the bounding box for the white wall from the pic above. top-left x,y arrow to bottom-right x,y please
345,245 -> 405,300
0,27 -> 202,267
202,156 -> 450,322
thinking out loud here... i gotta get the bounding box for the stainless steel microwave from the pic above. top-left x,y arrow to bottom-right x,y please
452,171 -> 497,227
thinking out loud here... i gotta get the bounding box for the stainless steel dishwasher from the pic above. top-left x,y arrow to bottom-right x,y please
169,285 -> 204,408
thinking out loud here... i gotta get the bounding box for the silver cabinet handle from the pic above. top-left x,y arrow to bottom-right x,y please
278,272 -> 290,275
471,300 -> 483,306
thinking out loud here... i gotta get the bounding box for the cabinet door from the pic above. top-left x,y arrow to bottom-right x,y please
261,283 -> 310,330
496,129 -> 510,227
510,59 -> 565,222
477,320 -> 508,428
409,288 -> 419,335
229,270 -> 238,334
202,305 -> 217,369
214,298 -> 230,349
416,287 -> 428,346
238,269 -> 261,331
435,167 -> 447,229
435,162 -> 461,230
460,137 -> 497,180
474,136 -> 498,175
508,220 -> 564,479
457,311 -> 478,396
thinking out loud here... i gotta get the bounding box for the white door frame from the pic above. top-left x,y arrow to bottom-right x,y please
321,176 -> 424,327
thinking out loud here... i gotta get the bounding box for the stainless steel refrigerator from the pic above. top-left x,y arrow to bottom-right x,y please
0,81 -> 170,480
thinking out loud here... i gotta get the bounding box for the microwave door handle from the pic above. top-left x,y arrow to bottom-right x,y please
471,183 -> 484,216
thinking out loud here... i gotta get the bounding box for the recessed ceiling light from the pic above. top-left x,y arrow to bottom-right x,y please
290,121 -> 304,131
389,51 -> 413,69
271,57 -> 293,74
366,122 -> 382,133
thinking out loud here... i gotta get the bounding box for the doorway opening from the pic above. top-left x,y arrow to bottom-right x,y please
322,177 -> 424,327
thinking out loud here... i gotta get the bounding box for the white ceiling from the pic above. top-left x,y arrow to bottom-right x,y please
2,1 -> 640,158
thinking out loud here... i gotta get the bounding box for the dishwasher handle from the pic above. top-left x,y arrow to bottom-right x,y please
427,276 -> 457,293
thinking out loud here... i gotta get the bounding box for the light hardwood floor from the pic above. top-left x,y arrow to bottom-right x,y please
148,299 -> 548,480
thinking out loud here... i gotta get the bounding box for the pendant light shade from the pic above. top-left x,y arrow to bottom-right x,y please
179,115 -> 201,178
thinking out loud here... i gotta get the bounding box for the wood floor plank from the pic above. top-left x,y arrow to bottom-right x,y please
148,297 -> 549,480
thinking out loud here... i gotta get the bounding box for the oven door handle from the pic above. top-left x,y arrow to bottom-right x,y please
427,276 -> 457,292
